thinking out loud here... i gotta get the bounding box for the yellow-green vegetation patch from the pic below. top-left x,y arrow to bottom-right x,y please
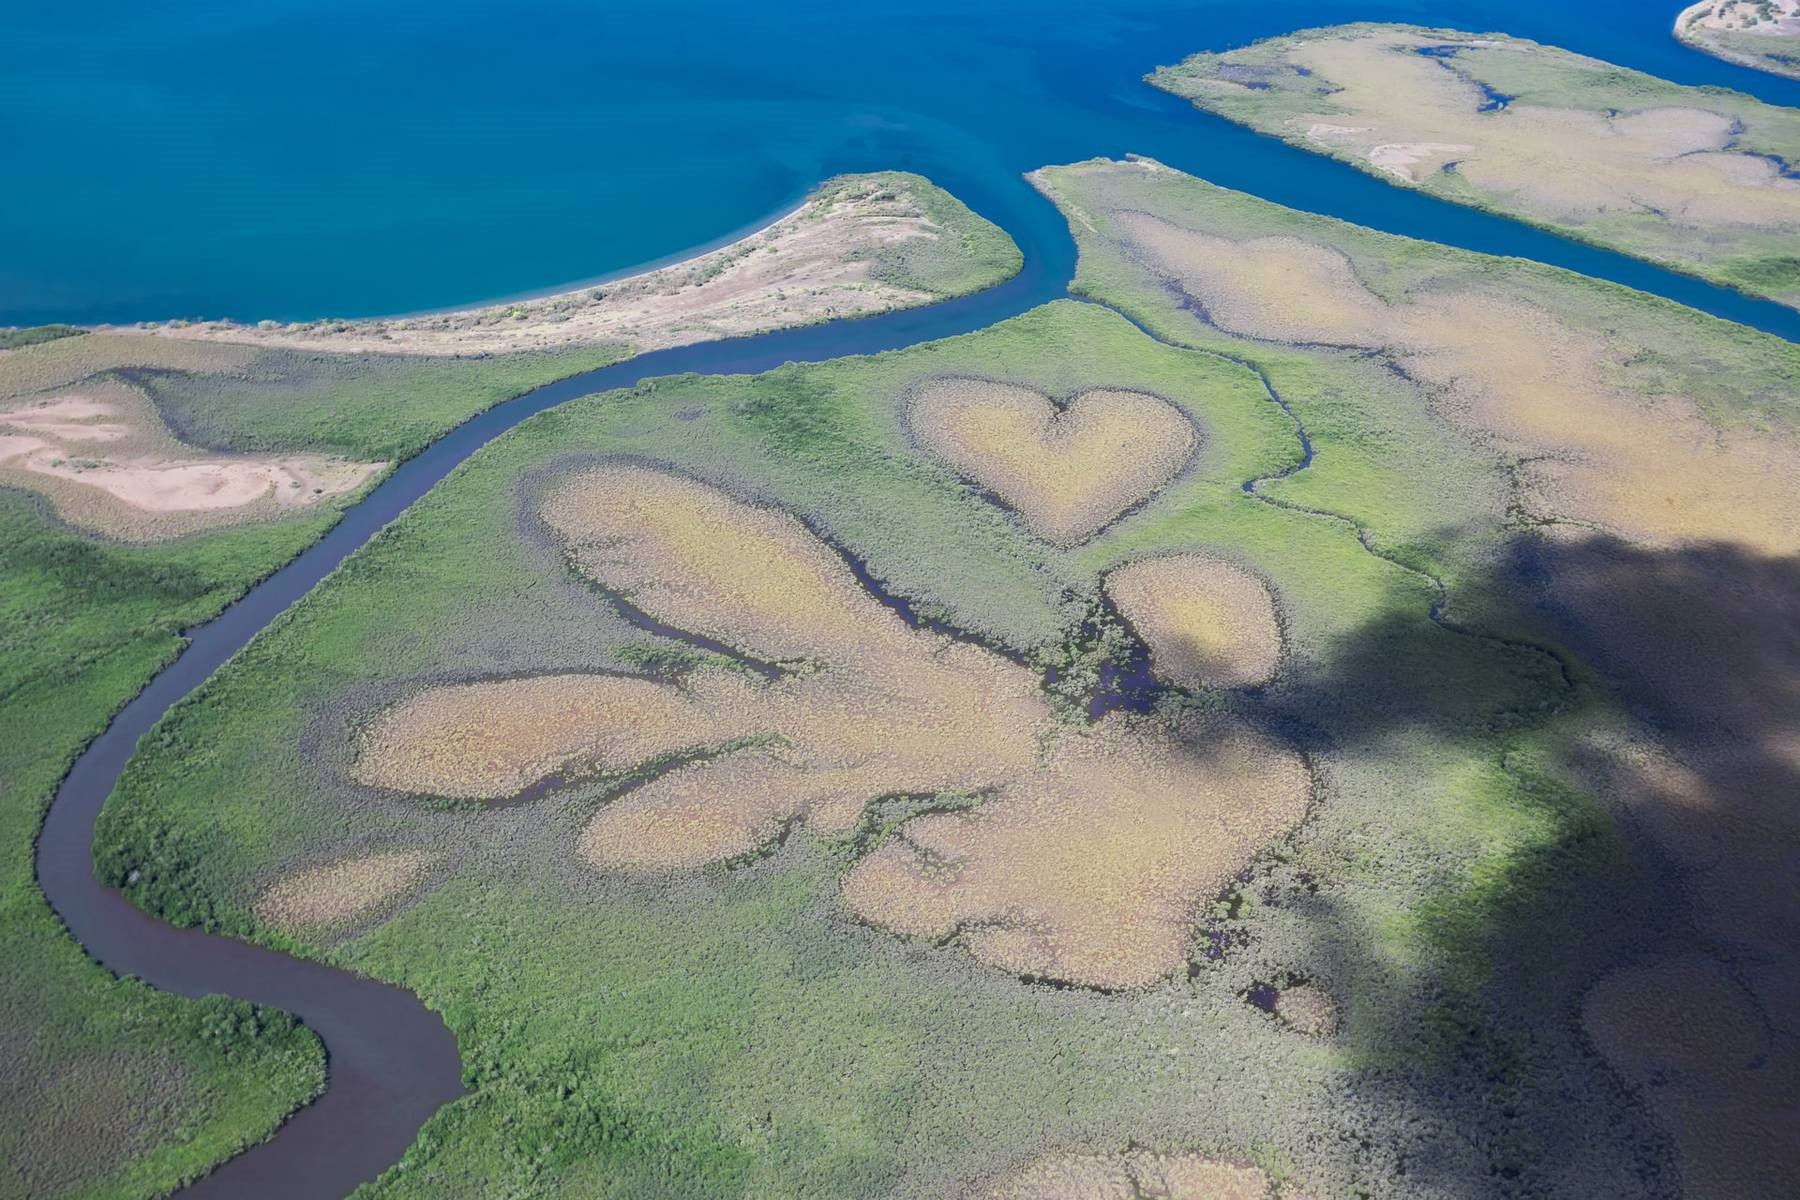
96,299 -> 1676,1197
908,378 -> 1196,545
844,712 -> 1309,990
1273,982 -> 1340,1038
1151,23 -> 1800,307
1104,553 -> 1282,689
544,464 -> 1053,871
364,461 -> 1306,988
255,851 -> 436,931
1676,0 -> 1800,81
355,672 -> 749,801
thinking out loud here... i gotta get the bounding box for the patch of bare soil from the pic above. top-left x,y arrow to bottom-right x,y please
0,382 -> 382,540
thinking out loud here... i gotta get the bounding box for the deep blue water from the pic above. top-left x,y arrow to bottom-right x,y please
6,0 -> 1800,329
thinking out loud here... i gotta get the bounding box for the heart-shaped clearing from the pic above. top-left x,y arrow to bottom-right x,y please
908,378 -> 1196,545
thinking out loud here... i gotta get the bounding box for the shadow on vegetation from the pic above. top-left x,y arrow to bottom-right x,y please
1211,525 -> 1800,1197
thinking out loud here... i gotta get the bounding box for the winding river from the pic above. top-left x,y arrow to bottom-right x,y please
33,46 -> 1800,1200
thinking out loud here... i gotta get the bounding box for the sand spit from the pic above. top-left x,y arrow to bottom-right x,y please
1105,554 -> 1282,689
0,383 -> 382,540
908,378 -> 1196,546
1367,141 -> 1474,182
1111,208 -> 1800,555
119,175 -> 986,358
254,851 -> 433,929
976,1149 -> 1291,1200
1676,2 -> 1800,80
362,464 -> 1309,986
1680,0 -> 1800,34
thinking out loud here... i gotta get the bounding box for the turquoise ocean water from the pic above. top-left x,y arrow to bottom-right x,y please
6,0 -> 1800,327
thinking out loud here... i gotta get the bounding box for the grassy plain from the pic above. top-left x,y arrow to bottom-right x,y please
1151,24 -> 1800,307
97,289 -> 1691,1197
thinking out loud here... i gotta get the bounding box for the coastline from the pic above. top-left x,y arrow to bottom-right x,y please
370,192 -> 815,325
1672,0 -> 1800,79
99,172 -> 1021,359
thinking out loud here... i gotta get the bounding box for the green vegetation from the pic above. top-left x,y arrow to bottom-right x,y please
0,324 -> 83,351
1034,156 -> 1800,1191
0,491 -> 330,1200
98,291 -> 1691,1196
0,327 -> 664,1197
831,171 -> 1024,297
15,149 -> 1794,1195
1150,23 -> 1800,308
2,328 -> 641,1200
128,344 -> 629,462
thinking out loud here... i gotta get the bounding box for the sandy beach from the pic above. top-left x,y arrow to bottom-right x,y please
113,174 -> 996,358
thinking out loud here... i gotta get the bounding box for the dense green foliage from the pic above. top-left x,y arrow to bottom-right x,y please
0,493 -> 328,1200
130,345 -> 631,462
0,324 -> 83,350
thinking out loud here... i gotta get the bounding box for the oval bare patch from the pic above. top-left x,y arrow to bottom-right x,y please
909,378 -> 1196,546
255,851 -> 433,929
1106,553 -> 1283,689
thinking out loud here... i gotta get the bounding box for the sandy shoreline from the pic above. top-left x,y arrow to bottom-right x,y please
95,172 -> 1004,359
1674,0 -> 1800,78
